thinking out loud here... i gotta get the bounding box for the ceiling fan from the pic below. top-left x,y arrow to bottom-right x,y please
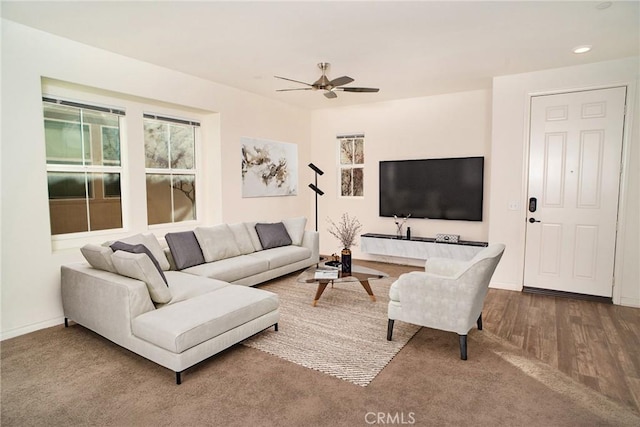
275,62 -> 379,99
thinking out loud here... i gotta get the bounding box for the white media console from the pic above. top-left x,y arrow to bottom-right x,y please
360,233 -> 487,261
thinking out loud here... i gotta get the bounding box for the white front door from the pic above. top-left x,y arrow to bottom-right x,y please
524,87 -> 626,297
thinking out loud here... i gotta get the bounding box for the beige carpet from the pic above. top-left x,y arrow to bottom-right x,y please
242,273 -> 419,386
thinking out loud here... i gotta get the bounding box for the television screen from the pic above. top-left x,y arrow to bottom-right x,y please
379,156 -> 484,221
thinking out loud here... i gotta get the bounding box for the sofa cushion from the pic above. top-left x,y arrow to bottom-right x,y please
247,245 -> 312,269
194,224 -> 242,262
111,251 -> 172,304
228,222 -> 256,255
244,221 -> 264,251
181,255 -> 269,283
115,233 -> 170,271
282,217 -> 307,246
162,271 -> 229,306
80,244 -> 117,273
255,222 -> 292,250
165,231 -> 205,270
132,285 -> 279,353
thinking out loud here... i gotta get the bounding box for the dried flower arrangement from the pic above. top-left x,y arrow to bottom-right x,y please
327,213 -> 363,249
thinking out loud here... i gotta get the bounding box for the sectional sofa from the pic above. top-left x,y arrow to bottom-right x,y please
61,217 -> 319,384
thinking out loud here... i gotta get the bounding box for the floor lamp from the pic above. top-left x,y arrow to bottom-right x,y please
308,163 -> 324,232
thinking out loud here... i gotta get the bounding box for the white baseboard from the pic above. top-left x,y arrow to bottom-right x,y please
489,281 -> 523,292
619,297 -> 640,308
1,317 -> 65,341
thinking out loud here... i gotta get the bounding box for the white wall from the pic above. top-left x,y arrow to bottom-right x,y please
489,57 -> 639,306
0,20 -> 312,339
309,90 -> 492,264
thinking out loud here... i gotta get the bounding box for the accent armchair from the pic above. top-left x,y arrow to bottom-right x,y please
387,243 -> 505,360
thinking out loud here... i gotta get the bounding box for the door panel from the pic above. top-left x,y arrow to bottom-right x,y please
525,87 -> 626,297
577,130 -> 603,208
543,133 -> 566,207
539,223 -> 562,275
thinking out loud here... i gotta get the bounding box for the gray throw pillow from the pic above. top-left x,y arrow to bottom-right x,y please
117,233 -> 170,271
255,222 -> 292,250
165,231 -> 205,270
110,241 -> 168,285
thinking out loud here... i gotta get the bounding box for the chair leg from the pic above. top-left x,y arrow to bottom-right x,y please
387,319 -> 395,341
477,312 -> 483,330
176,371 -> 182,385
459,335 -> 467,360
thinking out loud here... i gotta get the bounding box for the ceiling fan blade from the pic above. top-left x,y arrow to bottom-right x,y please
329,76 -> 354,87
324,91 -> 338,99
339,87 -> 380,93
274,76 -> 313,87
276,88 -> 314,92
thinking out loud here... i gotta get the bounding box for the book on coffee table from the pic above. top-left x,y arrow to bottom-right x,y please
314,269 -> 339,280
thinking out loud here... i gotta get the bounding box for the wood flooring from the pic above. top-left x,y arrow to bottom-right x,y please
358,259 -> 640,414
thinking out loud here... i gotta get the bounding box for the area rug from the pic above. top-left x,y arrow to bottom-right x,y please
242,272 -> 419,386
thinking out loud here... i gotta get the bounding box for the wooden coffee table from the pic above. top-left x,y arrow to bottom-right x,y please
302,264 -> 387,307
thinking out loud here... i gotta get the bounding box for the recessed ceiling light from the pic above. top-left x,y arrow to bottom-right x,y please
573,45 -> 592,54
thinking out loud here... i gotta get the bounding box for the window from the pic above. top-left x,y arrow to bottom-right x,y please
338,134 -> 365,197
43,98 -> 124,235
144,114 -> 199,225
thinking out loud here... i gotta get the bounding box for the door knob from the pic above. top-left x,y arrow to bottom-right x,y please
528,218 -> 540,223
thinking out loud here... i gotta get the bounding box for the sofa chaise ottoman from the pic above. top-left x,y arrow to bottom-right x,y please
62,264 -> 280,384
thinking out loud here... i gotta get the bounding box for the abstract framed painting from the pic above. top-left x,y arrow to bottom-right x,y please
241,137 -> 298,197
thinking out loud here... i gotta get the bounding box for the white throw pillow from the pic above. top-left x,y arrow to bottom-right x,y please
117,233 -> 170,271
80,244 -> 117,273
228,222 -> 256,255
194,224 -> 242,262
111,251 -> 172,304
282,217 -> 307,246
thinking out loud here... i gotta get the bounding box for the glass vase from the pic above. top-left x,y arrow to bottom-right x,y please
341,248 -> 352,273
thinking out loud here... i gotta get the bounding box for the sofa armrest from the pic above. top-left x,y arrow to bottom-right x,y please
61,263 -> 156,344
301,230 -> 320,263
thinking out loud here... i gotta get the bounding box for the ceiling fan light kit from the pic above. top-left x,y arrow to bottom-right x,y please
275,62 -> 379,99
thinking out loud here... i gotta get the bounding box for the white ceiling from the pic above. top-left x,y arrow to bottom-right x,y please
2,1 -> 639,110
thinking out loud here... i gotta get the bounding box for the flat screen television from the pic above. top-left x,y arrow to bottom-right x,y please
379,156 -> 484,221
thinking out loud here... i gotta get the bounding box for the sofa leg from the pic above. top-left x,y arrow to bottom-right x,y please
477,312 -> 483,331
64,318 -> 68,328
387,319 -> 394,341
274,323 -> 278,332
176,371 -> 182,385
459,335 -> 467,360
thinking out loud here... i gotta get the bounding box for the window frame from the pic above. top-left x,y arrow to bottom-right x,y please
43,96 -> 126,238
337,134 -> 365,198
143,114 -> 201,227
